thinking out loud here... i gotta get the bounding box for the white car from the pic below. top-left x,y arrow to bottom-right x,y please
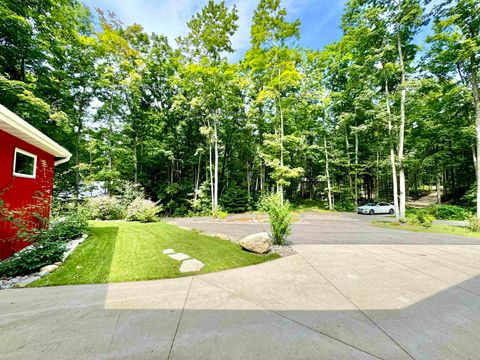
357,202 -> 395,215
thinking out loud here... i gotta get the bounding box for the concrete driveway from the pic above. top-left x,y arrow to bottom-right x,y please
1,213 -> 480,359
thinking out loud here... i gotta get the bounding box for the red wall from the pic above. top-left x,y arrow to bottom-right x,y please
0,129 -> 55,260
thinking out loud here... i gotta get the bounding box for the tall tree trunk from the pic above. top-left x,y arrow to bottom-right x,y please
324,136 -> 333,210
397,11 -> 407,222
260,162 -> 265,195
108,91 -> 114,172
208,140 -> 214,213
278,104 -> 285,204
133,135 -> 138,184
277,64 -> 285,204
354,130 -> 359,204
436,162 -> 442,205
345,127 -> 353,194
471,71 -> 480,217
472,147 -> 477,175
384,71 -> 400,220
246,162 -> 251,200
194,153 -> 202,202
214,121 -> 219,213
74,119 -> 82,204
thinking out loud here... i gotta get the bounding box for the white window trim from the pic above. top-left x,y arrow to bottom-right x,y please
13,147 -> 37,179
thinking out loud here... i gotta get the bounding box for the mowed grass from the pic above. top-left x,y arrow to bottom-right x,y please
372,220 -> 480,238
32,221 -> 278,287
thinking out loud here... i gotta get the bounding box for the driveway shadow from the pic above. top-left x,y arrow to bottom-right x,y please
1,246 -> 480,359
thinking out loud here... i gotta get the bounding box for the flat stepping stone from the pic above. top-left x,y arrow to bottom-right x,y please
163,249 -> 175,254
168,253 -> 190,261
180,259 -> 204,273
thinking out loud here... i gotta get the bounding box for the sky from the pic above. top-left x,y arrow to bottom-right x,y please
81,0 -> 348,60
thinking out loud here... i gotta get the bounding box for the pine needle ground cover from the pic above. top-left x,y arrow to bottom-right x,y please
32,221 -> 278,286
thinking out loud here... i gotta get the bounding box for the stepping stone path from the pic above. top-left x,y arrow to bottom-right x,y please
180,259 -> 204,273
168,253 -> 190,261
163,249 -> 205,273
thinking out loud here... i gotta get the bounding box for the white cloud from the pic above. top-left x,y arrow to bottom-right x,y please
82,0 -> 256,60
82,0 -> 344,60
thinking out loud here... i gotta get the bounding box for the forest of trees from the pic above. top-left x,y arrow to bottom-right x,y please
1,0 -> 479,220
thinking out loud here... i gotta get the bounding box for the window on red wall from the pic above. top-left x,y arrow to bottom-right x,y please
13,148 -> 37,179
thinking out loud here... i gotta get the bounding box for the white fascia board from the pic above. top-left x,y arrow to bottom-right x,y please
0,104 -> 72,165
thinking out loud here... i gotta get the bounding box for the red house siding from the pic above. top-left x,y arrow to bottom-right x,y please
0,129 -> 55,260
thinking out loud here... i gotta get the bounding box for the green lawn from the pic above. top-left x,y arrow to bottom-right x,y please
32,221 -> 278,287
372,220 -> 480,238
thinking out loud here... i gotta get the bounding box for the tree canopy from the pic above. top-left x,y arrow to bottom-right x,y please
1,0 -> 478,217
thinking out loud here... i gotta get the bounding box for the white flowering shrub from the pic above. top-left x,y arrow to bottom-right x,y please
126,198 -> 163,222
83,196 -> 125,220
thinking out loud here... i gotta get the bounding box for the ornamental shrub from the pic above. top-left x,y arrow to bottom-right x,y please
432,205 -> 468,221
44,214 -> 89,243
408,209 -> 434,228
0,213 -> 89,277
467,216 -> 480,232
82,196 -> 125,220
0,242 -> 66,277
220,183 -> 249,213
126,197 -> 163,222
259,193 -> 293,245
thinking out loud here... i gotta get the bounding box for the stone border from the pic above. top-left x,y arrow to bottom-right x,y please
0,234 -> 89,290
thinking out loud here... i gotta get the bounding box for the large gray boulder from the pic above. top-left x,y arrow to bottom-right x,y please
239,232 -> 272,254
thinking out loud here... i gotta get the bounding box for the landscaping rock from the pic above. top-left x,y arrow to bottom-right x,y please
12,276 -> 40,288
54,262 -> 62,266
180,259 -> 204,273
239,232 -> 272,254
163,249 -> 175,255
40,265 -> 58,273
39,270 -> 49,277
168,253 -> 190,261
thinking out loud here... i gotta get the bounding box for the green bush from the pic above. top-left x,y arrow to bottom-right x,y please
408,209 -> 434,228
467,216 -> 480,232
212,208 -> 229,219
220,183 -> 249,213
82,196 -> 125,220
0,213 -> 90,277
0,242 -> 66,277
406,205 -> 469,221
126,198 -> 162,222
259,193 -> 292,245
45,214 -> 89,243
432,205 -> 468,221
335,192 -> 357,212
189,181 -> 213,215
459,185 -> 476,207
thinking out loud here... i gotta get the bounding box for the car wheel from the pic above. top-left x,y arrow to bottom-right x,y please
389,209 -> 394,214
369,209 -> 375,215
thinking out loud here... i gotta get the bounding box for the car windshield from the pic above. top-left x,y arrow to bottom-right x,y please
365,203 -> 375,206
